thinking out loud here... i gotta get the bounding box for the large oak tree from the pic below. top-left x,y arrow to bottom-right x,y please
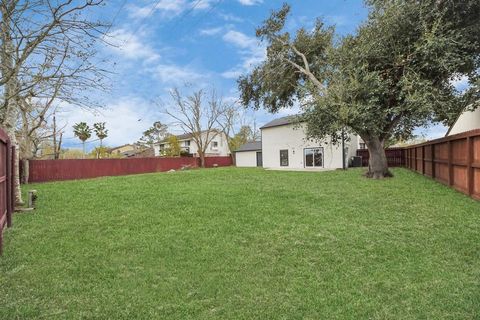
239,1 -> 479,178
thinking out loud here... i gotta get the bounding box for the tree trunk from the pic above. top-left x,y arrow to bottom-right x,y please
1,1 -> 23,204
19,132 -> 33,184
364,136 -> 392,179
198,151 -> 206,168
98,139 -> 103,159
21,159 -> 29,184
7,134 -> 24,204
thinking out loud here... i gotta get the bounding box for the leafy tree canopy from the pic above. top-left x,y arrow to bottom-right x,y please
93,122 -> 108,141
73,122 -> 92,142
137,121 -> 169,148
229,125 -> 258,152
163,135 -> 181,157
238,1 -> 479,178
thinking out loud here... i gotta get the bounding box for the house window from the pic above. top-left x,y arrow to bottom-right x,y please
211,141 -> 218,149
304,147 -> 323,168
280,149 -> 289,166
185,140 -> 191,147
359,142 -> 366,149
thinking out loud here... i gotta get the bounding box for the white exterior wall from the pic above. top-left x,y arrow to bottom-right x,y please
153,144 -> 161,157
348,134 -> 360,160
235,151 -> 259,167
153,131 -> 230,157
448,108 -> 480,136
190,131 -> 230,156
261,123 -> 358,169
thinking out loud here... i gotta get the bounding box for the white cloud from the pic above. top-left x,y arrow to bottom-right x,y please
58,97 -> 161,148
223,30 -> 257,49
128,0 -> 211,19
200,27 -> 223,36
221,30 -> 265,79
218,12 -> 243,23
237,0 -> 262,5
221,70 -> 243,79
195,0 -> 215,10
108,28 -> 160,62
152,64 -> 205,86
128,0 -> 185,18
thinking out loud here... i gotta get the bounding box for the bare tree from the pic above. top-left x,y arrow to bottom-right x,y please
163,88 -> 228,167
17,97 -> 66,182
215,104 -> 238,141
0,0 -> 110,203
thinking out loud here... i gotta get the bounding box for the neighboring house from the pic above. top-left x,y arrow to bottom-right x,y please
358,137 -> 366,149
235,141 -> 262,167
446,107 -> 480,136
153,130 -> 230,157
235,115 -> 359,170
109,144 -> 136,158
134,147 -> 155,158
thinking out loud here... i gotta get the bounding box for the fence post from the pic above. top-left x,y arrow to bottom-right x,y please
409,148 -> 412,168
6,141 -> 12,227
448,140 -> 453,186
414,147 -> 417,171
467,137 -> 473,195
422,145 -> 425,175
407,149 -> 410,168
431,143 -> 435,179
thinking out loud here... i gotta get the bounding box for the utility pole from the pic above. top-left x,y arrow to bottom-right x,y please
52,112 -> 62,159
53,112 -> 57,159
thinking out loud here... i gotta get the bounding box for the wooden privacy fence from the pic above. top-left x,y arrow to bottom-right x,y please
26,156 -> 233,183
405,129 -> 480,200
0,128 -> 15,255
356,148 -> 406,167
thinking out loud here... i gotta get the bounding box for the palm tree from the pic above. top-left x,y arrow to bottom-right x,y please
73,122 -> 92,157
93,122 -> 108,159
93,122 -> 108,147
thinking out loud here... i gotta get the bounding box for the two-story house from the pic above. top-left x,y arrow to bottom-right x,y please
235,115 -> 360,170
446,106 -> 480,136
153,130 -> 230,157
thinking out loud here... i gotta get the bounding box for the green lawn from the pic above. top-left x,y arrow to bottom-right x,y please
1,168 -> 479,319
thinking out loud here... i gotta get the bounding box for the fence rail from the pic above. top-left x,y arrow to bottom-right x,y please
0,128 -> 15,255
356,148 -> 406,167
26,156 -> 233,183
405,129 -> 480,200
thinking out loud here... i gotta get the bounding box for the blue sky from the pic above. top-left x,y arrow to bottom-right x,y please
59,0 -> 453,149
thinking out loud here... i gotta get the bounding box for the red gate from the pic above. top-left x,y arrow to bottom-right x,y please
0,128 -> 14,255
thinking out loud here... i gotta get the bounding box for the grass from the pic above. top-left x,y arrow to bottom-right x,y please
1,167 -> 479,319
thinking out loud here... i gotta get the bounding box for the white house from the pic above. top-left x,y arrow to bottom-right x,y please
153,130 -> 230,157
235,115 -> 360,170
446,107 -> 480,136
235,141 -> 262,167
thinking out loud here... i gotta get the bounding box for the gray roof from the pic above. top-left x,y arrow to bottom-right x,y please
172,132 -> 195,141
235,141 -> 262,152
159,130 -> 220,143
260,115 -> 302,129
